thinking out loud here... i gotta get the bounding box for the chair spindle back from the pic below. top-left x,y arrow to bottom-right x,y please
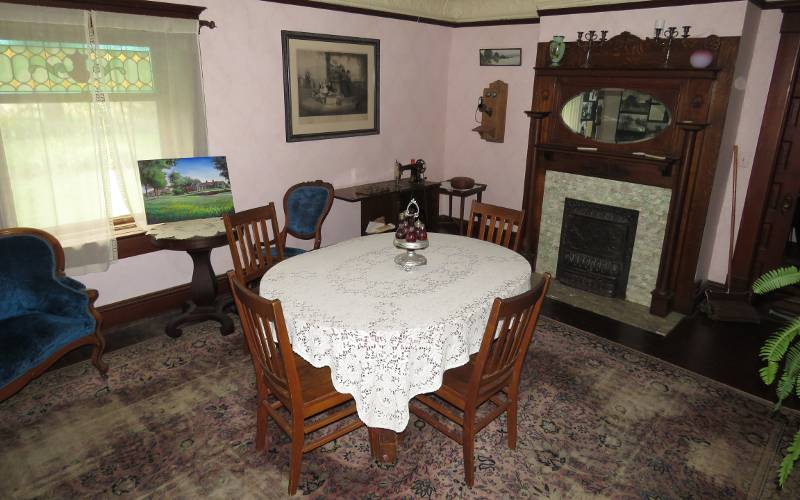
224,203 -> 284,287
228,272 -> 300,411
467,201 -> 525,251
469,274 -> 550,398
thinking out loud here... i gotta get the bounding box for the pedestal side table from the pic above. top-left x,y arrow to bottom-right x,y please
149,227 -> 234,338
438,180 -> 487,235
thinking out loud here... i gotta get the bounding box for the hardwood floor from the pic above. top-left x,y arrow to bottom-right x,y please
542,297 -> 796,410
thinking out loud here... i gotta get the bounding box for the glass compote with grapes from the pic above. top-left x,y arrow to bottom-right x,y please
394,198 -> 429,270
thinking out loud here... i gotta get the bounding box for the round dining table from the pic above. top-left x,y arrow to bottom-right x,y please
260,232 -> 531,463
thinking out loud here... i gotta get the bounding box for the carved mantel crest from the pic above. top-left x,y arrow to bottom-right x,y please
544,31 -> 723,69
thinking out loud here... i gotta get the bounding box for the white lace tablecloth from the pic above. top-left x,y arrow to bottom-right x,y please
260,232 -> 531,431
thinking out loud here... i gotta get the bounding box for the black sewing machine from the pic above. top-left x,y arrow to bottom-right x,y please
395,159 -> 426,183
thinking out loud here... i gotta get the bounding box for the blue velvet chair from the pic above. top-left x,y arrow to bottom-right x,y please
0,227 -> 107,401
272,180 -> 334,259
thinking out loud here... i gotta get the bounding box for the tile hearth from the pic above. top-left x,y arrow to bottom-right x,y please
545,278 -> 684,336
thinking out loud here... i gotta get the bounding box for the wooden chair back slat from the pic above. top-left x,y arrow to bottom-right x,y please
469,275 -> 550,401
409,274 -> 551,487
224,203 -> 284,287
467,201 -> 524,251
228,273 -> 301,411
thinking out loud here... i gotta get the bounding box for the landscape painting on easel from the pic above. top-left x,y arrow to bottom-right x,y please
138,156 -> 234,225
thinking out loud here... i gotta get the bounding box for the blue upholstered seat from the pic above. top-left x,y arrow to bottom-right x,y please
280,181 -> 334,256
0,313 -> 93,387
0,229 -> 106,399
270,246 -> 305,259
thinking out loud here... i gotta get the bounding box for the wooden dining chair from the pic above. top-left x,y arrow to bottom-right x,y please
410,273 -> 551,487
228,272 -> 364,495
467,201 -> 525,251
223,202 -> 284,290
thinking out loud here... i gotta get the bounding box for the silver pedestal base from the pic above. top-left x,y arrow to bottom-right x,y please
394,238 -> 428,270
394,249 -> 427,270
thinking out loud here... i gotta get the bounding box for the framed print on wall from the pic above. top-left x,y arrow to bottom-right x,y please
479,48 -> 521,66
281,31 -> 380,142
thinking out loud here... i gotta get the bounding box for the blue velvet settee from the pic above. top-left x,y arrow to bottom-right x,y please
0,227 -> 107,401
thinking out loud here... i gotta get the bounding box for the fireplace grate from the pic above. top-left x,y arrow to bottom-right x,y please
556,198 -> 639,298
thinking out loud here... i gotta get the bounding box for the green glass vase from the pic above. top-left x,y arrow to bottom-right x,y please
549,35 -> 566,67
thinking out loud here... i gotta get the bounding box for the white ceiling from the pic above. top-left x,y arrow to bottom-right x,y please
309,0 -> 780,23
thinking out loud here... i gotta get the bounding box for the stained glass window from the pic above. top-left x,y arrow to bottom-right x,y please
0,39 -> 154,94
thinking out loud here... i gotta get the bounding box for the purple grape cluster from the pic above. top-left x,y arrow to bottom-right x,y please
395,214 -> 427,242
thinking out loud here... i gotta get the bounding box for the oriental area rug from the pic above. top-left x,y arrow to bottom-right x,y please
1,317 -> 799,499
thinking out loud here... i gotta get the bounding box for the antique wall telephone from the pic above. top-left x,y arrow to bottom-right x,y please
472,80 -> 508,143
476,96 -> 492,117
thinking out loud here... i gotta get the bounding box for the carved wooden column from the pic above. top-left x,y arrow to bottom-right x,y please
521,110 -> 550,260
731,8 -> 800,290
651,122 -> 707,316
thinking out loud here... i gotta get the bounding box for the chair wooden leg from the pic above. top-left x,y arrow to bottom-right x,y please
463,413 -> 475,487
90,334 -> 108,375
507,382 -> 519,449
507,398 -> 518,450
255,400 -> 268,452
288,428 -> 304,495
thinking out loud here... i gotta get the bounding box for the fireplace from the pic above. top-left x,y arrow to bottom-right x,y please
556,198 -> 639,299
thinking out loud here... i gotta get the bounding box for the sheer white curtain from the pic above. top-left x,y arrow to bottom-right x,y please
0,3 -> 207,275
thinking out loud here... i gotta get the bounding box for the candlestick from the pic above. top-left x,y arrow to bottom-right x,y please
576,29 -> 608,68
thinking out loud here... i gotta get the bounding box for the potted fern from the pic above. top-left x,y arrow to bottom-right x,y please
753,265 -> 800,487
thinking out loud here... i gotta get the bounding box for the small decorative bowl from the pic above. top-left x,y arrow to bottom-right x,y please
394,238 -> 429,251
451,177 -> 475,189
690,49 -> 714,69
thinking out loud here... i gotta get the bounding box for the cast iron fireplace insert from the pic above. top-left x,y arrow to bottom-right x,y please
556,198 -> 639,299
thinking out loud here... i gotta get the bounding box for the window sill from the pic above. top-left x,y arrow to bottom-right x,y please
113,216 -> 157,259
116,231 -> 158,259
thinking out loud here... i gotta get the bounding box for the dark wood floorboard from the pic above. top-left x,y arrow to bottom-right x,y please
542,297 -> 797,410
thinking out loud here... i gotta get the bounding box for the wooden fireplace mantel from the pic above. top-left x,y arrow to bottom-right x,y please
522,32 -> 740,316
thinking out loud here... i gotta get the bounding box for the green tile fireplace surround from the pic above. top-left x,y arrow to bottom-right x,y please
536,171 -> 672,307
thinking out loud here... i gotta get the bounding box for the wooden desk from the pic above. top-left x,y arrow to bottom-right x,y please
438,180 -> 487,235
149,232 -> 234,338
334,179 -> 440,235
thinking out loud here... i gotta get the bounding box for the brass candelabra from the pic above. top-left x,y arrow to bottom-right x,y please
653,25 -> 691,67
576,30 -> 608,68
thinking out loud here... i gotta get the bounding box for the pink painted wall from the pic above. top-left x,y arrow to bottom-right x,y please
698,7 -> 783,283
81,0 -> 452,305
441,24 -> 539,212
79,0 -> 783,306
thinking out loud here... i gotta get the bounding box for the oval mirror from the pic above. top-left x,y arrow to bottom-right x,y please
560,88 -> 671,144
